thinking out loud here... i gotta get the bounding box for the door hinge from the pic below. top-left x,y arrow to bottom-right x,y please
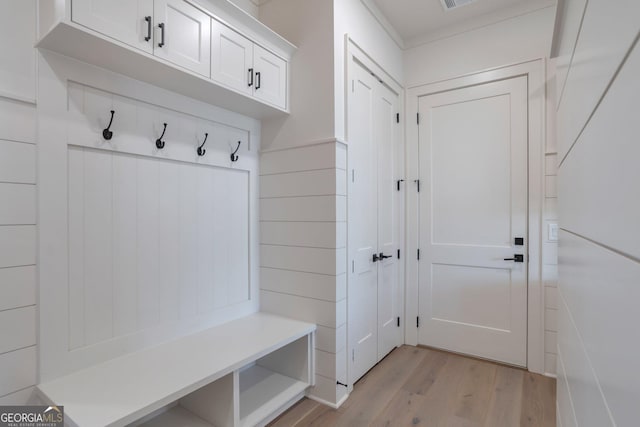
396,113 -> 400,123
397,179 -> 405,191
414,179 -> 421,192
416,316 -> 420,328
397,249 -> 400,259
352,260 -> 355,273
397,316 -> 401,327
417,113 -> 420,125
417,249 -> 421,260
352,349 -> 355,362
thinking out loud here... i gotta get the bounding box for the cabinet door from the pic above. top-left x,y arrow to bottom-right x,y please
211,20 -> 253,96
154,0 -> 211,77
72,0 -> 154,54
252,45 -> 287,109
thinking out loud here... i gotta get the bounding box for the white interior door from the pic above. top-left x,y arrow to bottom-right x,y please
154,0 -> 211,77
348,60 -> 402,385
417,76 -> 528,367
72,0 -> 154,53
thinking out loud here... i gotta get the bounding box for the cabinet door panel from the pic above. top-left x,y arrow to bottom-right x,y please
253,45 -> 287,109
154,0 -> 211,77
211,20 -> 253,95
72,0 -> 154,54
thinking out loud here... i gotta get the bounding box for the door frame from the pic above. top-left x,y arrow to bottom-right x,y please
405,59 -> 546,374
345,38 -> 406,392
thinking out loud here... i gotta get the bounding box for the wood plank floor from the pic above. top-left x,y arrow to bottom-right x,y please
270,346 -> 556,427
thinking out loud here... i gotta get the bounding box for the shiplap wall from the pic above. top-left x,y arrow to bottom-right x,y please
554,0 -> 640,425
260,141 -> 348,406
0,0 -> 37,405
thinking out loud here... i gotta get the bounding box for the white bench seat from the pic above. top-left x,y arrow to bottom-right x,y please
37,313 -> 316,427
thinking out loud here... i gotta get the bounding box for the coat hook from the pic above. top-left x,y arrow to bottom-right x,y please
156,123 -> 167,149
197,133 -> 209,156
102,110 -> 115,140
230,141 -> 241,162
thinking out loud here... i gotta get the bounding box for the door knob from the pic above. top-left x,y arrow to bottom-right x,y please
379,252 -> 392,260
504,254 -> 524,262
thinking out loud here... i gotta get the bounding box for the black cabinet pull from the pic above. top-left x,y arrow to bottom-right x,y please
158,23 -> 165,47
248,68 -> 254,87
144,16 -> 152,42
255,72 -> 261,90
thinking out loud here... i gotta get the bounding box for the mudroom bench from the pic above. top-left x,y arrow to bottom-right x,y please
37,313 -> 316,427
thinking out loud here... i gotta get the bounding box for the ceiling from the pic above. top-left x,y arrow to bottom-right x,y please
370,0 -> 555,46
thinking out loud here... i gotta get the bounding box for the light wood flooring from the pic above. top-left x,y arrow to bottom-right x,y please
270,345 -> 556,427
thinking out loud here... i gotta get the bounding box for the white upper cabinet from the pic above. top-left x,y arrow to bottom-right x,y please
39,0 -> 294,117
73,0 -> 154,54
153,0 -> 211,77
252,44 -> 287,109
210,20 -> 287,109
211,19 -> 253,96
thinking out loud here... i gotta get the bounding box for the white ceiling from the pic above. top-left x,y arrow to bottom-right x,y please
370,0 -> 555,46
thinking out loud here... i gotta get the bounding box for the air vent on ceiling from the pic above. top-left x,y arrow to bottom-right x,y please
440,0 -> 478,11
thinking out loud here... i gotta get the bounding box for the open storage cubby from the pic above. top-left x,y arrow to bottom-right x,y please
137,333 -> 314,427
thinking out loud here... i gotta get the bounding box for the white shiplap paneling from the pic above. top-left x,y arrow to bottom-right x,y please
0,226 -> 36,268
0,266 -> 36,312
0,346 -> 36,397
0,184 -> 35,225
0,140 -> 35,184
0,306 -> 36,354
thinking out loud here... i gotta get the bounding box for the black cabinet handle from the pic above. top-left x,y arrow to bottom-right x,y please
255,72 -> 261,90
248,68 -> 254,87
144,16 -> 152,42
158,23 -> 165,47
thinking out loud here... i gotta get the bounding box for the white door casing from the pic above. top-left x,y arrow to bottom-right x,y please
417,76 -> 529,367
154,0 -> 211,77
72,0 -> 154,54
348,58 -> 402,385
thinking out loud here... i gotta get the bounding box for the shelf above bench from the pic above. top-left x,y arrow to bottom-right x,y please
37,313 -> 316,427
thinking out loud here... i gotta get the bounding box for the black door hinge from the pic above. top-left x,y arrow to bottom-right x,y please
414,179 -> 420,192
416,316 -> 420,328
417,249 -> 421,260
396,113 -> 400,123
417,113 -> 420,125
397,249 -> 400,259
397,317 -> 400,327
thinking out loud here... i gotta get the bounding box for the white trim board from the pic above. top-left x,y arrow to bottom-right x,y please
404,59 -> 546,374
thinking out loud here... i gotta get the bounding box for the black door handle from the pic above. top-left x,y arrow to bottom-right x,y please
379,253 -> 392,260
504,254 -> 524,262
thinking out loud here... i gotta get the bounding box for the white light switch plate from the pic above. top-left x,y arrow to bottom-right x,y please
548,223 -> 558,241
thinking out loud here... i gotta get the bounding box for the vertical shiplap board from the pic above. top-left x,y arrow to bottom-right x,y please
259,141 -> 346,405
158,161 -> 181,322
554,0 -> 640,424
112,154 -> 138,336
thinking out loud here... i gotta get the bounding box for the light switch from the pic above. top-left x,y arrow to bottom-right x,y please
548,223 -> 558,241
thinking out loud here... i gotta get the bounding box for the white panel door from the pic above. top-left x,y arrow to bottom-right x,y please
417,76 -> 528,367
210,20 -> 253,96
348,61 -> 402,384
154,0 -> 211,77
348,63 -> 378,384
72,0 -> 154,54
252,45 -> 287,109
376,82 -> 401,360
